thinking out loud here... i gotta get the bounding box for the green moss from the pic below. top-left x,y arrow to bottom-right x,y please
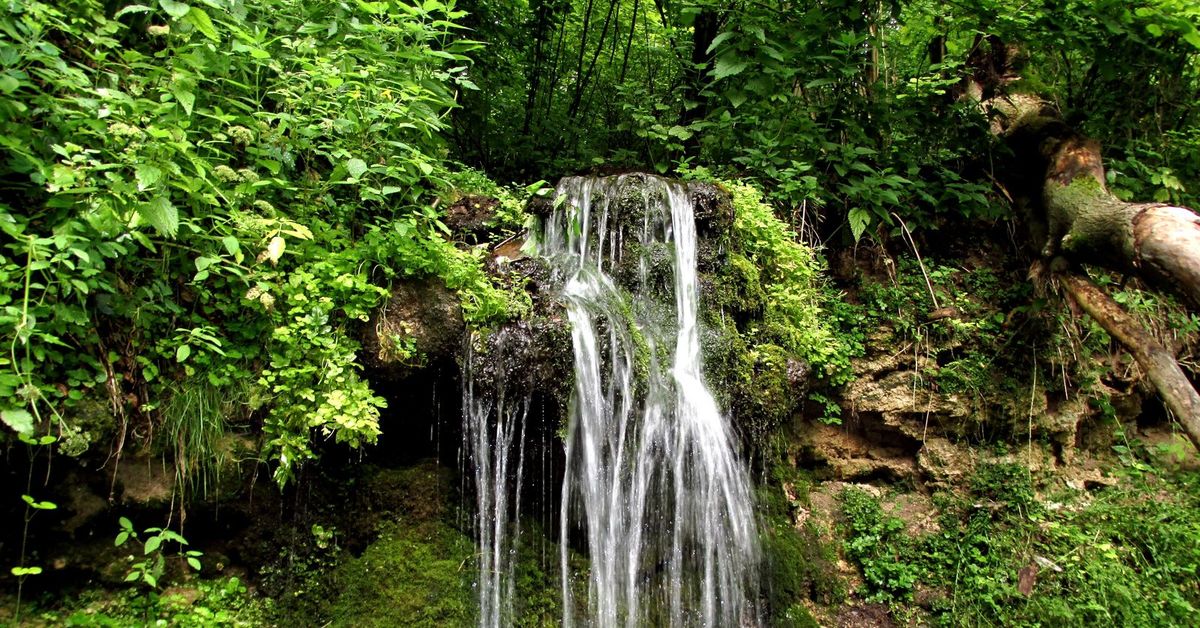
325,521 -> 475,627
758,467 -> 845,625
682,166 -> 853,385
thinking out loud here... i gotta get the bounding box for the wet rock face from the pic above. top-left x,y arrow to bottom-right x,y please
690,182 -> 735,239
465,314 -> 573,403
361,279 -> 465,380
445,195 -> 499,243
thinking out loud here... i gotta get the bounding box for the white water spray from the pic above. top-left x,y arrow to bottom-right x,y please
545,175 -> 760,627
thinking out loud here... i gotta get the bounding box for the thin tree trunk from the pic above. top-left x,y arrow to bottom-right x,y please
619,0 -> 640,83
569,0 -> 620,119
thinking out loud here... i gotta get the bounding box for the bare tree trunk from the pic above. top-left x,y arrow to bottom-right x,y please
996,100 -> 1200,308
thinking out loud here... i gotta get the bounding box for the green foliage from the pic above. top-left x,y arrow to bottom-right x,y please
839,459 -> 1200,626
0,0 -> 524,486
26,576 -> 269,626
114,517 -> 203,589
840,488 -> 921,601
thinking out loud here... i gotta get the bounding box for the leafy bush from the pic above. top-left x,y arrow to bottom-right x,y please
0,0 -> 524,485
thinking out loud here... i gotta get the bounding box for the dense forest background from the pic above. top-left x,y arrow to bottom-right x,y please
2,0 -> 1200,625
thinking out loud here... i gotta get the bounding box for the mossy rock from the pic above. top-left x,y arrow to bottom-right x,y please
361,279 -> 464,380
325,521 -> 475,627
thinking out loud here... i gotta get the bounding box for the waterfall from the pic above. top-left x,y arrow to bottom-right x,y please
462,338 -> 531,628
544,175 -> 760,627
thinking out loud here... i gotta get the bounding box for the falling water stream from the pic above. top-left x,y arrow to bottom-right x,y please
462,344 -> 530,628
464,174 -> 759,627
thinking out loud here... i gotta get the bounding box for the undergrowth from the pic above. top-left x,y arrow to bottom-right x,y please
839,454 -> 1200,626
11,576 -> 268,627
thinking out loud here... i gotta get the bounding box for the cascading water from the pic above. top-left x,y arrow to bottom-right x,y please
462,338 -> 531,628
544,175 -> 760,627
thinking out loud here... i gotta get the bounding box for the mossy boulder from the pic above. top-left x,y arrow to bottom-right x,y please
361,279 -> 464,380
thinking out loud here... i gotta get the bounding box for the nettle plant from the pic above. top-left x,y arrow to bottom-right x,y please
0,0 -> 519,486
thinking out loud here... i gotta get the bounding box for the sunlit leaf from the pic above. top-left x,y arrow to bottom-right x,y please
1,408 -> 33,435
158,0 -> 191,19
184,7 -> 220,42
266,236 -> 285,264
346,158 -> 368,179
140,196 -> 179,238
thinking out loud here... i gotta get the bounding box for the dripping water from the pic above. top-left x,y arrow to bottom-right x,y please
462,338 -> 531,628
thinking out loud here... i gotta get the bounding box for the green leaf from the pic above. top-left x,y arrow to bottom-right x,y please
176,344 -> 192,363
159,0 -> 191,18
172,85 -> 196,116
11,566 -> 42,576
848,207 -> 871,242
141,196 -> 179,238
144,535 -> 162,554
135,164 -> 162,191
258,159 -> 281,175
184,7 -> 220,41
222,235 -> 240,256
705,31 -> 735,54
346,158 -> 369,179
1184,28 -> 1200,50
115,5 -> 154,19
0,73 -> 20,94
125,571 -> 141,582
22,495 -> 56,510
712,56 -> 748,80
119,516 -> 134,531
1,408 -> 33,435
116,531 -> 130,546
187,557 -> 202,570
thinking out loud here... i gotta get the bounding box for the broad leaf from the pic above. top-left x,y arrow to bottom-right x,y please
712,56 -> 748,80
185,7 -> 220,42
848,207 -> 871,242
141,196 -> 179,238
135,164 -> 162,191
158,0 -> 191,18
346,158 -> 369,179
1,408 -> 33,435
171,84 -> 195,116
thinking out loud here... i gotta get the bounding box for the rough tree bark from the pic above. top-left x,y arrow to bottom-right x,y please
965,38 -> 1200,449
